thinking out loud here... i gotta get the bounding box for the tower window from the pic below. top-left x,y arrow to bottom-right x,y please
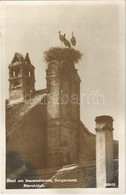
12,71 -> 16,77
17,68 -> 21,76
11,68 -> 20,77
29,71 -> 31,77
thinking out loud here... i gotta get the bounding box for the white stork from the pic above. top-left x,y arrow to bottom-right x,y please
70,32 -> 76,46
59,31 -> 66,43
64,38 -> 71,48
62,34 -> 71,48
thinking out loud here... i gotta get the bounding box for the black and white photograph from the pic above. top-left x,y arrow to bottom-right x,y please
0,0 -> 125,194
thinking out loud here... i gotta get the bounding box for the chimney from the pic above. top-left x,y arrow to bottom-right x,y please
44,47 -> 81,168
95,115 -> 114,188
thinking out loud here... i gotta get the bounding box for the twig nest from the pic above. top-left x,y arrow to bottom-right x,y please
44,47 -> 82,64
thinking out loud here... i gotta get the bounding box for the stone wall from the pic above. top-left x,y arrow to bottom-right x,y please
79,122 -> 96,163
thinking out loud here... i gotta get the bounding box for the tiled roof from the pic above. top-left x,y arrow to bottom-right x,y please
6,160 -> 118,189
47,162 -> 96,188
47,159 -> 118,188
6,89 -> 46,132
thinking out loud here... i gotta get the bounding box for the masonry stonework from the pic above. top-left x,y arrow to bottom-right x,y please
46,59 -> 80,168
8,53 -> 35,104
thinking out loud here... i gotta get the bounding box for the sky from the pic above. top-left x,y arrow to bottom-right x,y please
3,1 -> 125,140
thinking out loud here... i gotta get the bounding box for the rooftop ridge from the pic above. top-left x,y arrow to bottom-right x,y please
7,103 -> 40,135
80,121 -> 95,136
6,91 -> 46,134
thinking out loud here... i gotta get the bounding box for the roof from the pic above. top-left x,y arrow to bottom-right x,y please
9,52 -> 34,67
6,159 -> 118,189
46,159 -> 118,188
6,89 -> 46,132
48,159 -> 117,188
47,162 -> 96,188
11,52 -> 24,63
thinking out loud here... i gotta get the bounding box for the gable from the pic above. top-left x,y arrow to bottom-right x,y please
6,89 -> 46,132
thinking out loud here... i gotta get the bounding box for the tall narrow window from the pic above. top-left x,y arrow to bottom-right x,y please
13,71 -> 16,77
29,71 -> 31,77
18,69 -> 21,76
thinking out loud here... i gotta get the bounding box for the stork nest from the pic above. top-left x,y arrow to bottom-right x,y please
44,47 -> 82,64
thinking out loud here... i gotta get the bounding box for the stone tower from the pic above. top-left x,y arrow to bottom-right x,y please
8,52 -> 35,104
45,48 -> 81,168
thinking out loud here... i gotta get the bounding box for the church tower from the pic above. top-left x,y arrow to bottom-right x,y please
45,48 -> 82,168
8,53 -> 35,104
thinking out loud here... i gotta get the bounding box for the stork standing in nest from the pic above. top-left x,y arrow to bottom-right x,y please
70,32 -> 76,47
63,35 -> 71,48
58,31 -> 71,48
59,31 -> 66,46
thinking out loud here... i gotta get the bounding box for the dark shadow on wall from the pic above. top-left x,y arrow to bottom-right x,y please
6,150 -> 39,189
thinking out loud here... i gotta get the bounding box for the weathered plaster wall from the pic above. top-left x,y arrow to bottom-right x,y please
7,104 -> 47,171
46,59 -> 80,168
79,122 -> 96,163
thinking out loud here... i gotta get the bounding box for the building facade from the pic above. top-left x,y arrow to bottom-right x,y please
6,49 -> 118,188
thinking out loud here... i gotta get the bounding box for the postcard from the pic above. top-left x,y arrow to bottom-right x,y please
0,0 -> 125,194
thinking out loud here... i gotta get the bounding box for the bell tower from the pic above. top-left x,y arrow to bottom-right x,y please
8,52 -> 35,104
